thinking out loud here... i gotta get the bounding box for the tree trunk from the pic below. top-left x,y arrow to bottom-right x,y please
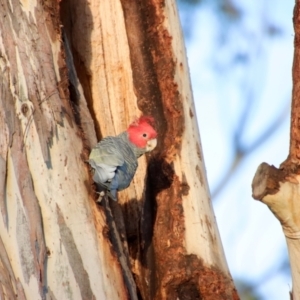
0,0 -> 238,299
252,1 -> 300,299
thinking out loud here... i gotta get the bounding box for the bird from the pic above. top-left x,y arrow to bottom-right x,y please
88,116 -> 157,200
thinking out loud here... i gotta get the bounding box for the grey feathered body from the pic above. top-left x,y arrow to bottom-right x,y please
89,132 -> 146,200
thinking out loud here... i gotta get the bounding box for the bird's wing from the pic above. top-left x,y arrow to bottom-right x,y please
89,136 -> 124,167
110,161 -> 137,191
89,137 -> 125,183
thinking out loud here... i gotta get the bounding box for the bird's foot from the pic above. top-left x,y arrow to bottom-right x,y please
96,191 -> 105,203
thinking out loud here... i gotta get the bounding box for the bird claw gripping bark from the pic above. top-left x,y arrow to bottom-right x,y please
96,191 -> 105,203
95,190 -> 117,203
95,184 -> 117,203
89,116 -> 157,201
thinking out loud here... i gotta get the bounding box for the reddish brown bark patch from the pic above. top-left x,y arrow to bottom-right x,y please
120,0 -> 184,157
155,253 -> 239,300
119,0 -> 237,299
285,1 -> 300,165
252,162 -> 288,200
150,175 -> 238,299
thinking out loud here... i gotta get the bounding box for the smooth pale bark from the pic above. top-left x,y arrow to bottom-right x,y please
0,0 -> 129,299
0,0 -> 238,299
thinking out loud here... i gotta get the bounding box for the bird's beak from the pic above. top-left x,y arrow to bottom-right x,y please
146,138 -> 157,152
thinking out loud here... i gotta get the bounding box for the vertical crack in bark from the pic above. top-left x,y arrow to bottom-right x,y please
120,0 -> 168,146
59,1 -> 144,298
119,1 -> 238,299
59,0 -> 102,141
61,29 -> 97,150
1,154 -> 9,229
101,194 -> 138,300
118,0 -> 181,297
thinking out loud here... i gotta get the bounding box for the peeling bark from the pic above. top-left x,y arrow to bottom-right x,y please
1,0 -> 237,298
0,0 -> 130,298
62,0 -> 237,298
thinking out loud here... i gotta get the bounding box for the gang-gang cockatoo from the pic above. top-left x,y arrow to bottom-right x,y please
89,116 -> 157,200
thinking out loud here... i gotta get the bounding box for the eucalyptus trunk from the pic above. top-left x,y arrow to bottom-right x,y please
0,0 -> 237,299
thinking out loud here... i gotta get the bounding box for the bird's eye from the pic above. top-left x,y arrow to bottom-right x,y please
143,133 -> 147,138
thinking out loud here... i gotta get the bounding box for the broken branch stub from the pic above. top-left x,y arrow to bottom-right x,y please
252,162 -> 300,238
252,162 -> 283,200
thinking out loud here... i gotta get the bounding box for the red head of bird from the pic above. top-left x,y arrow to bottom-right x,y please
127,116 -> 157,151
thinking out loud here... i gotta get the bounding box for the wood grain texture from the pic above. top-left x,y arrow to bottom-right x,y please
0,0 -> 129,299
63,0 -> 238,298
